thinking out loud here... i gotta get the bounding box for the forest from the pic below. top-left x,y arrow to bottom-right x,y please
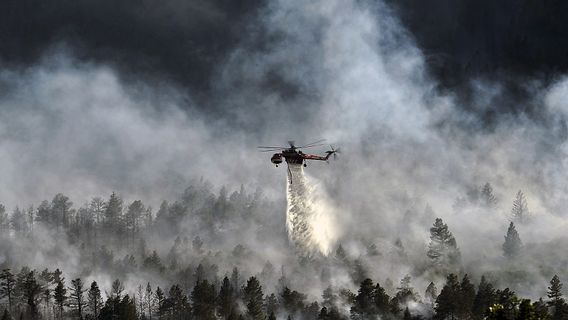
1,180 -> 567,320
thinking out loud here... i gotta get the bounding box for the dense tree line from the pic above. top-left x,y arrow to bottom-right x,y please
2,265 -> 568,319
0,181 -> 560,319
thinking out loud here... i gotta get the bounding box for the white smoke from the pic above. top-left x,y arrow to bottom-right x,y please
286,163 -> 339,257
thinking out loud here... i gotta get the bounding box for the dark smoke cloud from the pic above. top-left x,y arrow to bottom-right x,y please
385,0 -> 568,124
5,0 -> 568,126
0,0 -> 262,97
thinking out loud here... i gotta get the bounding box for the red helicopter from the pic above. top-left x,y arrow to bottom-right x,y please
258,140 -> 340,182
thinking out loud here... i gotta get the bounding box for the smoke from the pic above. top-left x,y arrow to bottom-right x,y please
4,0 -> 568,309
286,164 -> 339,257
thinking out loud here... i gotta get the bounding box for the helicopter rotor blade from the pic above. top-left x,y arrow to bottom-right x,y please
298,139 -> 326,148
298,143 -> 326,149
258,146 -> 288,149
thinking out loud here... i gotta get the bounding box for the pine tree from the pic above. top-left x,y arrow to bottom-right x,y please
191,280 -> 216,320
0,269 -> 16,312
503,222 -> 522,259
68,278 -> 86,320
511,190 -> 529,223
111,279 -> 124,299
87,281 -> 102,319
54,279 -> 67,320
105,192 -> 123,234
458,274 -> 476,319
351,278 -> 377,319
373,283 -> 391,314
480,183 -> 498,207
51,193 -> 73,231
472,276 -> 495,319
335,244 -> 347,261
154,287 -> 165,319
168,284 -> 191,319
394,275 -> 417,305
230,268 -> 240,298
548,274 -> 566,319
434,274 -> 460,320
243,277 -> 265,320
265,293 -> 279,316
21,271 -> 42,318
217,276 -> 234,318
10,207 -> 28,234
145,282 -> 154,320
427,218 -> 461,272
0,205 -> 9,234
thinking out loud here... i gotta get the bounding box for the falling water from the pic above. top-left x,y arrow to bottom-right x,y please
286,163 -> 338,257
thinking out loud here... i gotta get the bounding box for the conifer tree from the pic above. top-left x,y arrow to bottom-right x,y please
0,269 -> 15,312
472,276 -> 495,319
548,274 -> 566,319
503,222 -> 522,259
168,284 -> 191,319
265,293 -> 279,316
458,274 -> 476,319
105,192 -> 123,233
434,274 -> 460,320
217,276 -> 234,319
230,268 -> 240,298
21,271 -> 42,319
335,244 -> 347,261
87,281 -> 102,319
480,182 -> 498,207
0,205 -> 8,234
427,218 -> 461,272
511,190 -> 529,223
243,277 -> 264,320
373,283 -> 391,314
351,278 -> 377,319
68,278 -> 86,320
191,280 -> 216,320
111,279 -> 124,299
145,282 -> 154,320
54,279 -> 67,320
154,287 -> 165,320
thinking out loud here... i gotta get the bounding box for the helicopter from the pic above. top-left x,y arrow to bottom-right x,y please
258,139 -> 340,183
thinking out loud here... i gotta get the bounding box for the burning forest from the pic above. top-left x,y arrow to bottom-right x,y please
4,0 -> 568,319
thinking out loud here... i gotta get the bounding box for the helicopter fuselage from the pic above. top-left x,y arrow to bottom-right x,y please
271,148 -> 330,167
